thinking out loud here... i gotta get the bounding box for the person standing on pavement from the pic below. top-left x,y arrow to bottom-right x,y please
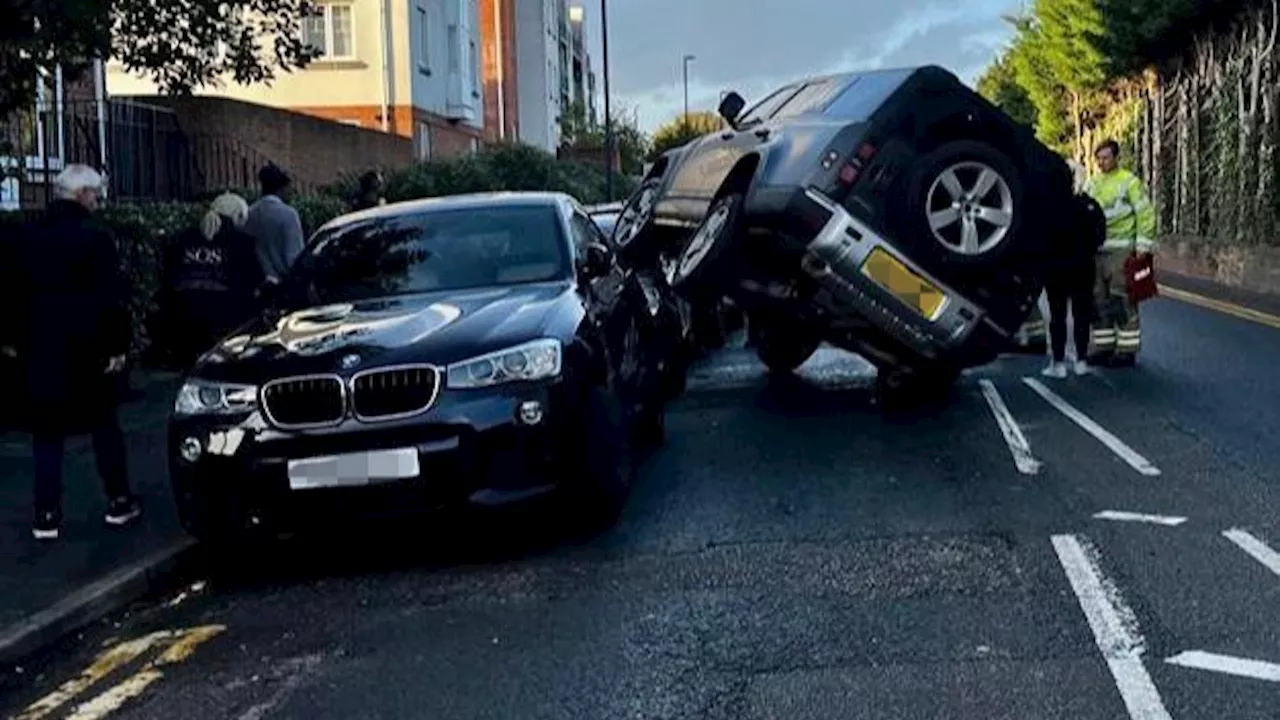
1042,161 -> 1106,378
160,192 -> 264,367
350,170 -> 387,212
244,164 -> 306,284
1085,140 -> 1157,366
6,165 -> 141,540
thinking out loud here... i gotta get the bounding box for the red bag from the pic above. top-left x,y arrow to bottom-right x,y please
1124,251 -> 1158,303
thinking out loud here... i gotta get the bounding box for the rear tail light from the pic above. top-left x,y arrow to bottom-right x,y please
838,143 -> 878,186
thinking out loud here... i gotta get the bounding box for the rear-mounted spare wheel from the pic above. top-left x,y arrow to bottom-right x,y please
901,140 -> 1026,267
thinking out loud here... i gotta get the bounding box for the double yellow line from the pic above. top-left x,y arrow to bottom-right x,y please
11,625 -> 224,720
1158,284 -> 1280,331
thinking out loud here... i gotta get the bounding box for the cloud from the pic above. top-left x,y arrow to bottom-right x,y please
575,0 -> 1022,132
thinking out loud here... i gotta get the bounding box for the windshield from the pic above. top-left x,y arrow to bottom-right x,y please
287,205 -> 570,305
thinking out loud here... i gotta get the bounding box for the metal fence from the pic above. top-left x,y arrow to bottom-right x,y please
1,98 -> 279,208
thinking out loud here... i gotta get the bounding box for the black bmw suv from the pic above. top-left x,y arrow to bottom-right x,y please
612,65 -> 1076,391
168,192 -> 666,542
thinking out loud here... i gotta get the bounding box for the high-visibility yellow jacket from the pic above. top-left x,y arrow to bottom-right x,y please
1083,168 -> 1156,253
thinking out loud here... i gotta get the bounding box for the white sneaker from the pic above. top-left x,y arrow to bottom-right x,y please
1041,362 -> 1068,379
1072,360 -> 1090,376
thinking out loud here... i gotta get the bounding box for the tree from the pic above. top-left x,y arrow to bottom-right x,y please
556,100 -> 651,177
0,0 -> 319,117
649,111 -> 723,159
977,50 -> 1037,127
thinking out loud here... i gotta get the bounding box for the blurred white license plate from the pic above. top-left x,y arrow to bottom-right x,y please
287,448 -> 420,490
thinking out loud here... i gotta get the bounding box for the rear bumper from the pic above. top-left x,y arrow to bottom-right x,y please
793,188 -> 1004,366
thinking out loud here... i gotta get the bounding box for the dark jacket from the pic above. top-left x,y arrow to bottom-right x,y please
350,193 -> 384,212
5,200 -> 132,432
160,219 -> 264,365
1049,193 -> 1108,272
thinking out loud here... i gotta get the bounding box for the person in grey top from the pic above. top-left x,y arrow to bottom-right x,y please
243,164 -> 305,282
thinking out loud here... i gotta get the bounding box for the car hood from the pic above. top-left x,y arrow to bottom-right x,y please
193,281 -> 577,382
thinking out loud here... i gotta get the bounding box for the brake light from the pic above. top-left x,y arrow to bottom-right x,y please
839,164 -> 859,184
856,142 -> 877,161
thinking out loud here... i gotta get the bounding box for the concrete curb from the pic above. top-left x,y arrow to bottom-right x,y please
0,537 -> 197,666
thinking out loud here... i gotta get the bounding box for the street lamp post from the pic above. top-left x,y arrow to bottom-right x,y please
682,54 -> 695,130
600,0 -> 614,201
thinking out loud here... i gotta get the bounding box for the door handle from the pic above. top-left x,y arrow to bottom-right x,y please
754,127 -> 770,139
720,131 -> 734,140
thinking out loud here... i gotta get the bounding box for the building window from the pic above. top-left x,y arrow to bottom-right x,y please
417,5 -> 430,73
417,121 -> 432,160
469,137 -> 480,154
302,3 -> 355,60
447,22 -> 460,72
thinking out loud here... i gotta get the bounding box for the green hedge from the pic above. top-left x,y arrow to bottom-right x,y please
0,143 -> 637,362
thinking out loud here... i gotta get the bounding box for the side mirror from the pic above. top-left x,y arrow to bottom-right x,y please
579,242 -> 613,279
718,91 -> 747,127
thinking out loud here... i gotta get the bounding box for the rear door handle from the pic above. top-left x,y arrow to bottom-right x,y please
720,131 -> 734,140
754,127 -> 770,139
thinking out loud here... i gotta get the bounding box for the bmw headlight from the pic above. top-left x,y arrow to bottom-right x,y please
446,339 -> 562,389
174,379 -> 258,416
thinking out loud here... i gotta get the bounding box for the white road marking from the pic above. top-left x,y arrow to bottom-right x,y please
1093,511 -> 1187,526
978,379 -> 1041,474
1165,650 -> 1280,682
1051,534 -> 1171,720
1022,378 -> 1161,476
1222,528 -> 1280,579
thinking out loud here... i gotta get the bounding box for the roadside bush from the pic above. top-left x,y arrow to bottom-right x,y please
0,142 -> 635,363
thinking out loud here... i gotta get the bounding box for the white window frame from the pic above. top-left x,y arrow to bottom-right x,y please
303,3 -> 356,61
417,4 -> 431,74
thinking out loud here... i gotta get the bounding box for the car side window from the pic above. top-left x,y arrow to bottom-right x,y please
822,70 -> 910,120
737,84 -> 803,125
770,77 -> 849,120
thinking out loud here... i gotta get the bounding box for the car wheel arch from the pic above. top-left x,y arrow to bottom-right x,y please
715,153 -> 763,202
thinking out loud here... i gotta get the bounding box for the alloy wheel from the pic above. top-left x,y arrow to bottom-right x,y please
676,202 -> 732,280
924,161 -> 1014,256
615,184 -> 658,248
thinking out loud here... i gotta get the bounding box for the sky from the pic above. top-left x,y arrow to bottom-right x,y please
575,0 -> 1023,133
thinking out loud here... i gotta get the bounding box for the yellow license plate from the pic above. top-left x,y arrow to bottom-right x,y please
860,247 -> 947,319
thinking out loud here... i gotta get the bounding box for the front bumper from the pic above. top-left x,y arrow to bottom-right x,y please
793,188 -> 1003,367
168,381 -> 574,535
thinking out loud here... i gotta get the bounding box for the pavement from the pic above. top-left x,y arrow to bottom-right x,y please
0,372 -> 193,666
3,292 -> 1280,719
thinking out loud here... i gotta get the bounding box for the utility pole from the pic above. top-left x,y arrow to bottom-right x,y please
601,0 -> 614,200
682,54 -> 695,130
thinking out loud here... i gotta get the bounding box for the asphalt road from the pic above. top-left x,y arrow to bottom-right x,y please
5,294 -> 1280,720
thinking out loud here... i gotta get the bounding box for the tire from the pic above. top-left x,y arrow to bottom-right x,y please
612,176 -> 663,266
899,140 -> 1026,268
562,386 -> 635,535
754,320 -> 821,374
670,193 -> 744,298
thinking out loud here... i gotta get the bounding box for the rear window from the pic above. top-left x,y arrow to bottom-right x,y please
821,69 -> 911,121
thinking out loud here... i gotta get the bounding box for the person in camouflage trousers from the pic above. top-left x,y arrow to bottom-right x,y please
1084,140 -> 1156,366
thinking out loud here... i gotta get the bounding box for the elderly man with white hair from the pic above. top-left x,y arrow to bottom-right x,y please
5,163 -> 141,540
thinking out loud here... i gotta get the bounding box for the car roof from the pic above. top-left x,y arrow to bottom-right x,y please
324,191 -> 572,230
